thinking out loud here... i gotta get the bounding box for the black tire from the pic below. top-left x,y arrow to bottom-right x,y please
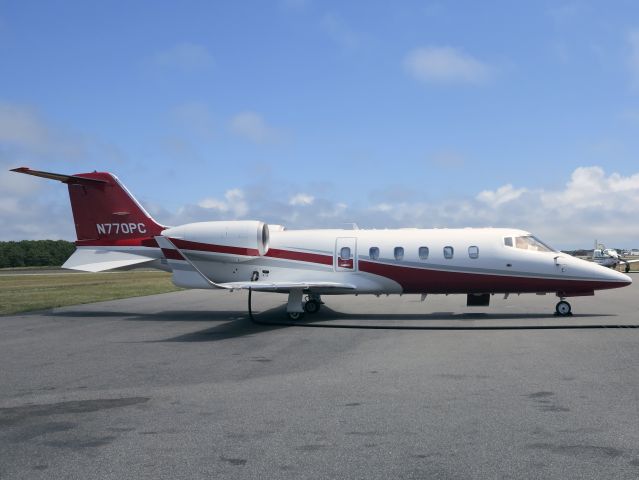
555,301 -> 572,316
625,264 -> 630,273
304,300 -> 320,314
287,311 -> 304,321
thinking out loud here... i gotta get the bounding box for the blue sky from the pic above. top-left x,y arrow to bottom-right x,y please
2,0 -> 639,248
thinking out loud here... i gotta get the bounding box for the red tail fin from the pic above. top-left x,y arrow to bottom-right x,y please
11,167 -> 165,245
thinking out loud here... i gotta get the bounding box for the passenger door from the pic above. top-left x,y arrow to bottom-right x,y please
335,237 -> 357,272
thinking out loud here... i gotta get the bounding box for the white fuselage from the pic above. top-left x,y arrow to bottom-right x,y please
159,226 -> 630,296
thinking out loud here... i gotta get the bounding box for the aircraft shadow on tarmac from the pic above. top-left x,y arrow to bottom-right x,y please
50,305 -> 618,343
166,305 -> 621,342
50,307 -> 283,342
302,307 -> 609,321
50,310 -> 243,322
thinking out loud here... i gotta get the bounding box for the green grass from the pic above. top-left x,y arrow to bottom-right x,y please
0,271 -> 181,315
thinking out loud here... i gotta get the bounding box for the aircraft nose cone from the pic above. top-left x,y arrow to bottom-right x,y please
608,269 -> 632,286
585,260 -> 632,288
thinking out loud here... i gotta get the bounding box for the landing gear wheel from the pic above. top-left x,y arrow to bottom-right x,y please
287,311 -> 304,321
555,300 -> 572,316
625,264 -> 630,273
304,300 -> 321,314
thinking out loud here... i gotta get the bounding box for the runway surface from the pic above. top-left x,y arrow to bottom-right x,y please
1,276 -> 638,479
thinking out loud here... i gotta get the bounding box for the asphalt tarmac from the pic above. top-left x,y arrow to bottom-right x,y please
1,276 -> 638,479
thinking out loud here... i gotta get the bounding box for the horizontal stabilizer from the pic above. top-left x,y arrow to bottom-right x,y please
62,248 -> 156,272
11,167 -> 108,185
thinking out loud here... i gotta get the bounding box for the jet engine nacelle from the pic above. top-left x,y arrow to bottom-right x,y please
162,220 -> 270,258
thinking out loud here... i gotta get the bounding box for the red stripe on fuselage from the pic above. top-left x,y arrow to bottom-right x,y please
265,248 -> 333,265
166,239 -> 333,265
170,238 -> 261,257
359,260 -> 625,295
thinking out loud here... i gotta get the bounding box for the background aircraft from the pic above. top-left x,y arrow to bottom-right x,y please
12,167 -> 632,318
592,242 -> 639,273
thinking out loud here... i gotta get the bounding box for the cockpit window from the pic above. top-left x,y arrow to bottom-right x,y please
504,237 -> 513,247
513,235 -> 555,252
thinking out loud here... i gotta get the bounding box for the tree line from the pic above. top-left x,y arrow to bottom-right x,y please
0,240 -> 76,268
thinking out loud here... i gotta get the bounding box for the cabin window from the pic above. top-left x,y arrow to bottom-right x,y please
394,247 -> 404,261
340,247 -> 351,260
418,246 -> 429,260
369,247 -> 379,260
504,237 -> 513,247
468,246 -> 479,259
443,246 -> 454,259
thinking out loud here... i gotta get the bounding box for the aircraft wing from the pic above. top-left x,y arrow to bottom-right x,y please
158,235 -> 356,292
216,281 -> 357,292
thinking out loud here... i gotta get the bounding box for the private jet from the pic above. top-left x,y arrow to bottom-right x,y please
12,167 -> 632,318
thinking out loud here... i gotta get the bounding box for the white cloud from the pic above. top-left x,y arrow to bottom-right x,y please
320,12 -> 362,51
0,102 -> 86,158
172,102 -> 215,138
229,111 -> 283,144
477,184 -> 527,207
0,103 -> 50,148
0,166 -> 42,196
6,162 -> 639,249
152,42 -> 214,71
0,101 -> 116,240
541,166 -> 639,209
371,203 -> 393,213
0,161 -> 75,240
198,188 -> 248,218
429,150 -> 466,169
404,46 -> 491,84
318,201 -> 347,218
289,193 -> 315,206
627,30 -> 639,88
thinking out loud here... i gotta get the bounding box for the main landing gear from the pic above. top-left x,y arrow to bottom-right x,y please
303,294 -> 323,314
555,300 -> 572,316
286,292 -> 323,321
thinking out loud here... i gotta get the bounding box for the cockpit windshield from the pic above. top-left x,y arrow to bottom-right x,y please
505,235 -> 556,252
